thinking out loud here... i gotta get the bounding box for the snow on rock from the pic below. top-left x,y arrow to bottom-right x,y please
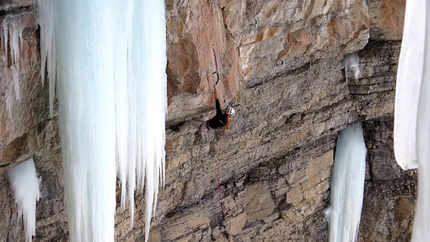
344,52 -> 361,83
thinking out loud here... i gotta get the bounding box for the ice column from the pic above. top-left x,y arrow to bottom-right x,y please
394,0 -> 430,240
393,0 -> 426,170
7,158 -> 41,242
329,122 -> 367,242
408,1 -> 430,241
37,0 -> 167,241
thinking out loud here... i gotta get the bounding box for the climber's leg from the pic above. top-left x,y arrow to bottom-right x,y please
179,120 -> 204,132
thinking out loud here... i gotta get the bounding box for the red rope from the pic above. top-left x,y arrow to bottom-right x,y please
216,132 -> 231,238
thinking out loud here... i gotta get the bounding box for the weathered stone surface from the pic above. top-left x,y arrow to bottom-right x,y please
0,7 -> 48,174
358,119 -> 417,242
228,212 -> 246,236
367,0 -> 406,40
166,0 -> 242,121
245,183 -> 275,223
222,0 -> 371,87
0,0 -> 418,242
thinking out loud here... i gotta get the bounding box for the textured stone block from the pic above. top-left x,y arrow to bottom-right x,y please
245,183 -> 275,223
286,184 -> 303,205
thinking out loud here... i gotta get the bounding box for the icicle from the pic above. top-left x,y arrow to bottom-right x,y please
6,94 -> 13,119
329,122 -> 367,242
135,1 -> 166,240
1,14 -> 25,102
11,64 -> 21,101
2,18 -> 8,62
37,0 -> 56,116
11,20 -> 19,65
113,0 -> 132,211
7,158 -> 41,242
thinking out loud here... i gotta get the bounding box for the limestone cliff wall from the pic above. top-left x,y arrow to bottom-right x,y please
0,0 -> 416,241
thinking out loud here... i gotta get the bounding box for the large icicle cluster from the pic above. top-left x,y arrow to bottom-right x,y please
37,0 -> 167,241
0,14 -> 25,118
7,158 -> 41,242
394,0 -> 430,241
329,122 -> 367,242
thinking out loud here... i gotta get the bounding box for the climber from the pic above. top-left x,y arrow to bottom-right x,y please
175,88 -> 235,132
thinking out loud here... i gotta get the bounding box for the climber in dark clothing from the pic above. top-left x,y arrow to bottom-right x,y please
178,89 -> 235,132
207,99 -> 229,128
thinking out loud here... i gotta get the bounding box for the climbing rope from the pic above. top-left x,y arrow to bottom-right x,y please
210,46 -> 241,240
215,131 -> 232,240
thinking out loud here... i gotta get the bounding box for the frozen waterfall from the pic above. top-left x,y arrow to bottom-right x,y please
37,0 -> 167,241
328,122 -> 367,242
394,0 -> 430,241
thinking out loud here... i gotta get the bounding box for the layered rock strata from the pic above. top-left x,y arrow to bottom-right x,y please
0,0 -> 416,241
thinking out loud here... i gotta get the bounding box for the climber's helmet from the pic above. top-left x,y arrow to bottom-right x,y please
226,106 -> 236,117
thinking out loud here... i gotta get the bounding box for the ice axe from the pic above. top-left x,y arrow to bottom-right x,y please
212,46 -> 220,87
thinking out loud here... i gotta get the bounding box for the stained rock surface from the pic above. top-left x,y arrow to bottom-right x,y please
0,0 -> 417,241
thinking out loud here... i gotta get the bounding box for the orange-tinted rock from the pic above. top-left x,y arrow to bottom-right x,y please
166,0 -> 242,121
367,0 -> 406,40
0,10 -> 48,173
223,0 -> 371,86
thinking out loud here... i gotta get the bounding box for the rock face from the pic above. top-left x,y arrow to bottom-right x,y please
359,119 -> 416,242
0,0 -> 417,241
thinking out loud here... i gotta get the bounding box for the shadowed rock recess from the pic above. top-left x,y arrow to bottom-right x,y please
0,0 -> 416,241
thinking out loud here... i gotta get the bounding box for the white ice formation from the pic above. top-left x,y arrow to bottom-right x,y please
1,14 -> 25,118
37,0 -> 167,241
7,158 -> 41,242
345,52 -> 361,84
394,0 -> 430,241
329,122 -> 367,242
